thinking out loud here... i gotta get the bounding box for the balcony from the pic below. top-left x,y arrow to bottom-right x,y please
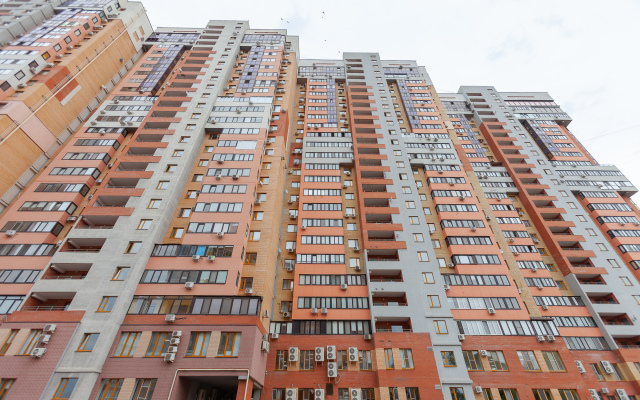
367,249 -> 400,262
75,215 -> 118,229
375,318 -> 412,333
370,271 -> 403,283
59,237 -> 106,253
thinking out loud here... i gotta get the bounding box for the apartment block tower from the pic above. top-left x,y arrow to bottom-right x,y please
0,10 -> 639,400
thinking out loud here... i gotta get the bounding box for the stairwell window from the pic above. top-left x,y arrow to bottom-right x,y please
97,296 -> 117,312
52,378 -> 78,400
186,332 -> 210,357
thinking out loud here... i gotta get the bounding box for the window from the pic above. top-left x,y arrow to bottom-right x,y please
621,277 -> 633,286
282,279 -> 293,290
532,389 -> 553,400
418,251 -> 429,262
432,239 -> 441,248
336,350 -> 347,370
597,243 -> 607,251
434,320 -> 448,334
126,239 -> 144,254
409,216 -> 420,224
77,333 -> 99,351
113,332 -> 140,357
244,253 -> 257,264
52,378 -> 78,400
148,199 -> 161,209
110,266 -> 130,283
300,350 -> 315,370
414,233 -> 424,242
401,349 -> 414,369
488,350 -> 508,371
558,390 -> 580,400
0,330 -> 17,355
275,349 -> 287,370
253,212 -> 264,221
186,332 -> 210,357
463,350 -> 483,371
541,351 -> 565,371
423,272 -> 435,283
517,351 -> 540,371
217,332 -> 241,356
428,295 -> 441,307
347,223 -> 357,231
179,208 -> 191,217
156,181 -> 169,189
591,363 -> 604,380
406,201 -> 416,209
349,258 -> 360,269
249,231 -> 261,241
499,389 -> 519,400
450,387 -> 466,400
97,296 -> 117,312
405,388 -> 420,400
146,332 -> 170,356
197,159 -> 209,167
131,379 -> 156,400
137,219 -> 152,230
359,350 -> 372,370
384,348 -> 394,369
170,228 -> 184,238
442,351 -> 456,366
95,379 -> 123,400
179,136 -> 190,143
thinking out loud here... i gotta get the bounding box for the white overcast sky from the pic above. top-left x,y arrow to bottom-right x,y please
144,0 -> 640,200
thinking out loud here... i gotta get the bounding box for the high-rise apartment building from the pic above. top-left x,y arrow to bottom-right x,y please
0,8 -> 639,400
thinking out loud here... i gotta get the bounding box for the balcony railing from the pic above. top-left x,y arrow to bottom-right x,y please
22,305 -> 68,311
41,275 -> 85,280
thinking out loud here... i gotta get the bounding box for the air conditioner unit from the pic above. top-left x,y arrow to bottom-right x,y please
541,304 -> 548,310
261,340 -> 269,353
351,389 -> 361,400
164,353 -> 176,362
615,390 -> 628,400
458,334 -> 465,341
447,263 -> 455,268
531,267 -> 537,272
348,347 -> 358,362
192,255 -> 200,261
575,360 -> 586,373
288,248 -> 295,253
169,335 -> 181,344
475,387 -> 483,394
340,283 -> 348,290
459,196 -> 465,200
601,360 -> 614,373
47,63 -> 55,68
301,224 -> 307,230
217,232 -> 224,238
283,312 -> 291,318
471,227 -> 477,232
353,246 -> 359,252
165,314 -> 176,323
444,283 -> 450,291
56,54 -> 63,59
31,348 -> 46,357
345,171 -> 351,176
602,389 -> 610,394
171,331 -> 182,338
43,324 -> 56,334
4,230 -> 16,237
589,389 -> 599,400
17,83 -> 27,89
486,216 -> 492,220
232,174 -> 239,180
207,256 -> 216,262
509,238 -> 514,243
107,163 -> 113,168
488,307 -> 496,315
215,173 -> 222,180
537,335 -> 545,342
537,284 -> 544,290
270,333 -> 279,340
185,282 -> 194,289
480,350 -> 488,356
37,334 -> 51,344
95,178 -> 103,184
289,347 -> 299,362
286,389 -> 297,400
315,346 -> 325,361
311,307 -> 318,314
321,307 -> 328,314
513,251 -> 519,256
